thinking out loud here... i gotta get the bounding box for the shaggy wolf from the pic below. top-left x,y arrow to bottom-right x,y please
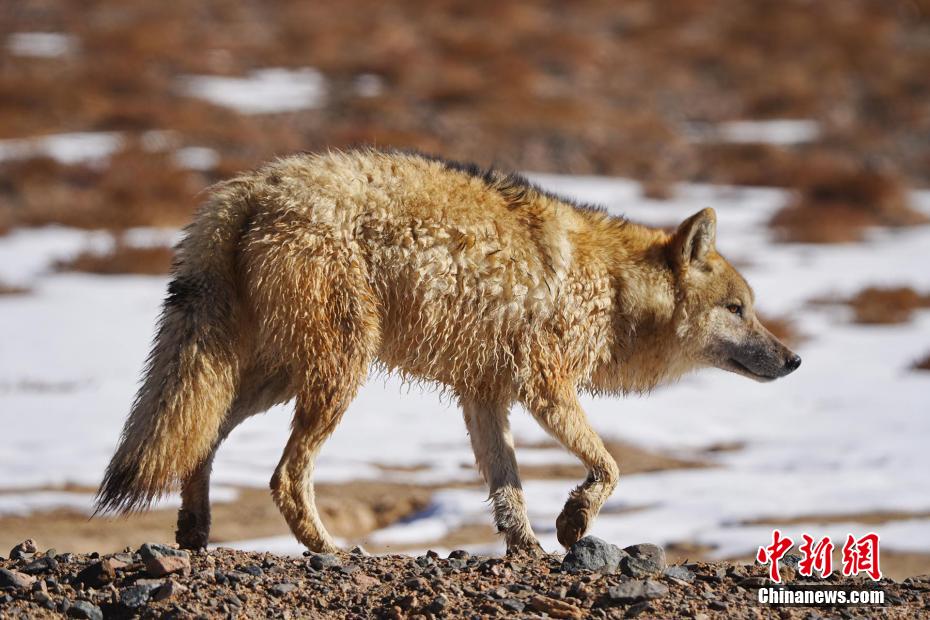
96,149 -> 800,554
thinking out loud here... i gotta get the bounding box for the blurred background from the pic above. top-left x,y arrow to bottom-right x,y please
1,0 -> 929,579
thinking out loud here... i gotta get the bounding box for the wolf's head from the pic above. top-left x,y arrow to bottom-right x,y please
666,208 -> 801,382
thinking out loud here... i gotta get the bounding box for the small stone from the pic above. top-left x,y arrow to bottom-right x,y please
239,565 -> 264,577
270,582 -> 297,596
426,594 -> 448,613
353,573 -> 379,590
138,543 -> 190,577
448,549 -> 470,560
621,555 -> 662,578
397,594 -> 418,610
350,545 -> 369,556
120,583 -> 159,609
415,555 -> 434,568
35,591 -> 56,609
709,600 -> 728,611
662,565 -> 695,584
307,553 -> 342,570
0,567 -> 36,590
225,570 -> 251,583
404,577 -> 429,590
152,580 -> 187,602
67,600 -> 103,620
528,594 -> 584,619
727,564 -> 749,579
75,560 -> 117,588
447,558 -> 467,570
501,598 -> 526,612
9,539 -> 38,560
623,544 -> 667,569
607,579 -> 669,603
562,536 -> 626,574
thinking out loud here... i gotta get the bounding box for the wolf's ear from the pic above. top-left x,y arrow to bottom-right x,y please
669,207 -> 716,269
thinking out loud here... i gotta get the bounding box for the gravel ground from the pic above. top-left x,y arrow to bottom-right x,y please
1,538 -> 927,619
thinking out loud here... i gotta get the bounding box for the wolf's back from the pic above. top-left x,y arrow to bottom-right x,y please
95,180 -> 254,514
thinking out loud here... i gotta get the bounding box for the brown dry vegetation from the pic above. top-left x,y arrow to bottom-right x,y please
0,281 -> 30,295
55,239 -> 174,275
847,286 -> 930,325
769,155 -> 928,243
2,1 -> 930,235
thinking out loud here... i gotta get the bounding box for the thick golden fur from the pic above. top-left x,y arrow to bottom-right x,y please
96,149 -> 798,553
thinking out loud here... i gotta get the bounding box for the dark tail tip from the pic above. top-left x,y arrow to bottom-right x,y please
93,462 -> 151,517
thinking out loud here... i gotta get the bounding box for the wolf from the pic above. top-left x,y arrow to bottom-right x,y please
95,149 -> 800,555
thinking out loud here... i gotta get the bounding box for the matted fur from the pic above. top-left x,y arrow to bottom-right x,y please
95,149 -> 798,553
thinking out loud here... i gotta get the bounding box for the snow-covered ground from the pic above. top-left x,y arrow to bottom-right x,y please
178,69 -> 327,114
1,176 -> 929,560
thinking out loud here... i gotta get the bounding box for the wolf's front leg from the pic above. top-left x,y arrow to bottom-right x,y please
522,380 -> 619,548
462,399 -> 544,556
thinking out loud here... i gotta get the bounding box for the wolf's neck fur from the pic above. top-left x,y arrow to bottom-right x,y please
578,213 -> 691,395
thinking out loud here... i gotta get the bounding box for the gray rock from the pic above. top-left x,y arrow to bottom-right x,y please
447,558 -> 467,570
270,582 -> 297,596
239,565 -> 264,577
448,549 -> 470,560
0,568 -> 36,590
307,553 -> 341,570
67,600 -> 103,620
34,591 -> 55,609
500,598 -> 526,612
120,583 -> 159,609
23,555 -> 58,574
561,536 -> 626,574
662,565 -> 695,583
621,555 -> 663,578
75,561 -> 116,588
426,594 -> 448,613
9,539 -> 37,561
138,543 -> 187,561
623,544 -> 667,570
607,579 -> 669,603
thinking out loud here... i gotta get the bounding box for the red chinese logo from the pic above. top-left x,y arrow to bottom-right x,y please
841,532 -> 882,581
757,530 -> 883,583
756,529 -> 793,583
798,534 -> 834,578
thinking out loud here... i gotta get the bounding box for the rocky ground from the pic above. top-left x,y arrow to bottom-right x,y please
1,538 -> 927,619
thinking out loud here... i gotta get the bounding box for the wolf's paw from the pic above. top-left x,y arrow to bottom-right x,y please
175,509 -> 210,550
506,538 -> 546,559
556,498 -> 591,548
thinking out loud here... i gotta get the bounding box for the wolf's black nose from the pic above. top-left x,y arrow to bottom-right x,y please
784,354 -> 802,373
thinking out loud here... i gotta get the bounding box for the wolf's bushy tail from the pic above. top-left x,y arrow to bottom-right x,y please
95,180 -> 255,514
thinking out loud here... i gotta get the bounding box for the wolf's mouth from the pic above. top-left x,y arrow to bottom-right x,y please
727,357 -> 775,382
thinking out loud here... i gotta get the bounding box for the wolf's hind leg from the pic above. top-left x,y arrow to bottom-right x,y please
462,400 -> 543,556
176,367 -> 293,549
523,381 -> 618,549
256,243 -> 379,553
271,352 -> 371,553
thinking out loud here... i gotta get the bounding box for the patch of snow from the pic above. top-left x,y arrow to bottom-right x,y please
6,32 -> 78,58
690,119 -> 821,145
0,132 -> 122,165
179,68 -> 327,115
174,146 -> 220,171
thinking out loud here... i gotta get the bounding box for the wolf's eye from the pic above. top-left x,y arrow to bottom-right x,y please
726,303 -> 743,317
